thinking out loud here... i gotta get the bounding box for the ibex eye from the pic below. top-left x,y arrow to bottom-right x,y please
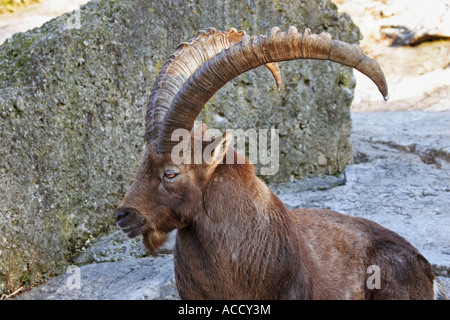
164,171 -> 178,180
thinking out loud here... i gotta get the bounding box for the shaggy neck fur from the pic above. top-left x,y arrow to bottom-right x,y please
173,160 -> 310,299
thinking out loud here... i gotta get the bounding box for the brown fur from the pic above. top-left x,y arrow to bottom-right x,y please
116,130 -> 437,300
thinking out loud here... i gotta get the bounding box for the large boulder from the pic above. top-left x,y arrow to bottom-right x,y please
0,0 -> 361,292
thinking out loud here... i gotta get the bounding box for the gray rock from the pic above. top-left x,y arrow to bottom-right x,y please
269,173 -> 347,195
351,111 -> 450,164
0,0 -> 361,291
15,255 -> 178,300
75,230 -> 176,265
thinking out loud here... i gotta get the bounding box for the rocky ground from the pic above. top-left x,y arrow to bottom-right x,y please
2,0 -> 449,299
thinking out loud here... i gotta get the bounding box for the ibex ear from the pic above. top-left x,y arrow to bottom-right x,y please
203,131 -> 233,168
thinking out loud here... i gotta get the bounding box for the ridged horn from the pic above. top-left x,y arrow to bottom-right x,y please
145,27 -> 281,143
156,26 -> 388,154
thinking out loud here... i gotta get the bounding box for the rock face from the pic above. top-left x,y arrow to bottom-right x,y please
16,111 -> 450,300
333,0 -> 450,113
0,0 -> 361,293
378,0 -> 450,46
333,0 -> 450,48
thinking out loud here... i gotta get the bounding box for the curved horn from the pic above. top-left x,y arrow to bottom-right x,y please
145,27 -> 281,143
157,26 -> 388,154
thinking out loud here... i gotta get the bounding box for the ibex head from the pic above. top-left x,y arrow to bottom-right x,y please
115,27 -> 388,252
115,123 -> 238,252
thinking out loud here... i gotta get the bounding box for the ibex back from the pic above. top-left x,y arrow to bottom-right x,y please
115,27 -> 445,299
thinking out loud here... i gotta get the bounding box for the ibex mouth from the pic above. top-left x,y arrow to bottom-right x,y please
121,219 -> 146,238
115,207 -> 146,238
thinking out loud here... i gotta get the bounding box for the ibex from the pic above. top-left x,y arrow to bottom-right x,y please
115,26 -> 446,299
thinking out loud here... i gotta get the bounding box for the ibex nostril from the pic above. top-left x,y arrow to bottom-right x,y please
114,207 -> 142,230
114,207 -> 136,224
115,208 -> 131,223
